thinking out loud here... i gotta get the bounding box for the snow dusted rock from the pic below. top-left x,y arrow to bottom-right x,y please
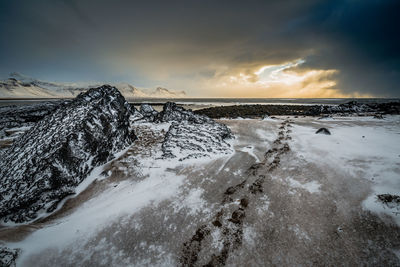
0,247 -> 19,267
159,102 -> 233,160
139,104 -> 159,121
316,128 -> 331,135
155,102 -> 209,123
129,106 -> 144,122
0,85 -> 135,223
325,101 -> 373,114
162,121 -> 233,160
308,101 -> 400,116
308,101 -> 372,115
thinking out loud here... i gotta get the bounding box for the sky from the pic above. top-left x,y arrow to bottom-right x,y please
0,0 -> 399,98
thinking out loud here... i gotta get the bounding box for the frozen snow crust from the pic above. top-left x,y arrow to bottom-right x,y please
0,85 -> 135,223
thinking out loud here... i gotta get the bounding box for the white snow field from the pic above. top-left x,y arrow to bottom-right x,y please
1,116 -> 400,266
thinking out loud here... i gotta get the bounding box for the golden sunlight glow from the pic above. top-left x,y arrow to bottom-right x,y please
202,59 -> 372,98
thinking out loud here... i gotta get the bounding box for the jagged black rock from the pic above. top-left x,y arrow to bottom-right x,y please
0,85 -> 135,223
139,104 -> 159,122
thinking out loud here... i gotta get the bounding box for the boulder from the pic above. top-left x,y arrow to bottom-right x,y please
139,104 -> 159,121
0,85 -> 135,223
159,102 -> 233,160
316,128 -> 331,135
156,102 -> 210,123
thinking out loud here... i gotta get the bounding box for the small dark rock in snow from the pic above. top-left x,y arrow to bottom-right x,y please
373,114 -> 384,119
212,220 -> 222,227
377,194 -> 400,204
316,128 -> 331,135
0,85 -> 135,223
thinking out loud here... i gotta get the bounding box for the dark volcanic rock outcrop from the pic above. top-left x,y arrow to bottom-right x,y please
158,102 -> 233,160
0,85 -> 135,223
309,101 -> 373,115
155,102 -> 209,123
195,101 -> 400,118
138,104 -> 159,122
0,100 -> 69,138
314,101 -> 400,115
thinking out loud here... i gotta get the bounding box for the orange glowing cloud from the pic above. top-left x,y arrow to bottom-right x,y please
199,59 -> 372,98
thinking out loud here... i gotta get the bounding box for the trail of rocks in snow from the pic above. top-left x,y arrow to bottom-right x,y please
180,120 -> 293,266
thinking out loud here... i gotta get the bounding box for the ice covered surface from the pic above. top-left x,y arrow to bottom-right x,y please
0,85 -> 135,223
8,158 -> 187,265
290,115 -> 400,225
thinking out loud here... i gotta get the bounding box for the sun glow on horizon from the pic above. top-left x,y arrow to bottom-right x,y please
203,58 -> 372,98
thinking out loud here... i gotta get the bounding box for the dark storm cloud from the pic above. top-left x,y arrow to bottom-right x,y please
289,0 -> 400,97
60,0 -> 96,27
0,0 -> 398,96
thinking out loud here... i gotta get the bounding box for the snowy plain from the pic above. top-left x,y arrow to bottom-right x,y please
1,115 -> 399,266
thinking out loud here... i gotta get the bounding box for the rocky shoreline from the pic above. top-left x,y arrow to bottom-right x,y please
194,101 -> 400,118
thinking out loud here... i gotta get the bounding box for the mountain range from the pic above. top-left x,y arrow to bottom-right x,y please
0,73 -> 186,98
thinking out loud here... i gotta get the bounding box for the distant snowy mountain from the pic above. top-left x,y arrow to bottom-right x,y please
0,73 -> 186,98
114,82 -> 148,98
151,87 -> 186,98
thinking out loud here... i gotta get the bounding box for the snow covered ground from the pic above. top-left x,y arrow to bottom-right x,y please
290,116 -> 400,225
1,116 -> 399,266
